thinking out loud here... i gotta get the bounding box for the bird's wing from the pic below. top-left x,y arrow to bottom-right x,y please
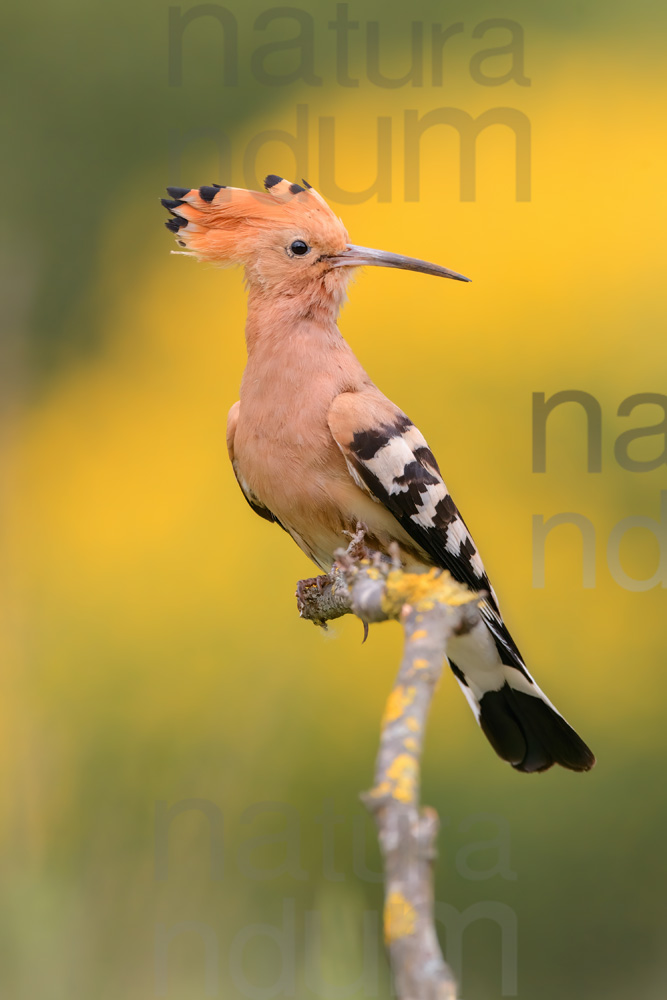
226,401 -> 284,528
328,390 -> 539,679
328,392 -> 595,773
327,391 -> 495,599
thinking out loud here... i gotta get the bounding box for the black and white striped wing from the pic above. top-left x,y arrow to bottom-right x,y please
327,392 -> 535,675
329,394 -> 494,596
327,391 -> 596,774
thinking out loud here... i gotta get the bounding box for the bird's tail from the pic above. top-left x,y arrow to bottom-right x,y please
448,614 -> 595,773
473,680 -> 595,773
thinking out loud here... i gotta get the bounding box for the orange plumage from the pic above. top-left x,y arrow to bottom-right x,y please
162,174 -> 594,774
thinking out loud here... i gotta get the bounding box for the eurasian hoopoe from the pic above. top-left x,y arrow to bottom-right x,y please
162,174 -> 595,774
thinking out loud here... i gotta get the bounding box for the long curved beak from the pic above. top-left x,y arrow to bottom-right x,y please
329,244 -> 471,282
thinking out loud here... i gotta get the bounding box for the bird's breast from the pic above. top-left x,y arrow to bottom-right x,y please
230,325 -> 418,568
232,376 -> 348,528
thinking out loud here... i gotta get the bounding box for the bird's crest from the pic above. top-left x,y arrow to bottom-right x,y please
161,175 -> 347,265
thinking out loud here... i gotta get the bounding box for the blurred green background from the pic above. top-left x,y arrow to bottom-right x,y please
2,1 -> 666,998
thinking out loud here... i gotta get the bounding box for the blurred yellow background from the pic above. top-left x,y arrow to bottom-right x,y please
2,2 -> 666,998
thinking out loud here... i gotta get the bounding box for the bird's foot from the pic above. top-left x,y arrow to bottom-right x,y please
337,522 -> 374,569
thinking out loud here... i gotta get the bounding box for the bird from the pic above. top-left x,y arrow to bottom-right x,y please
162,174 -> 595,774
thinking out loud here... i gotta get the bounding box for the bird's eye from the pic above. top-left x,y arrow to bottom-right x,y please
290,240 -> 310,256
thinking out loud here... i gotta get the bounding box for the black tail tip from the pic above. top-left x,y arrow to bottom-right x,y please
479,684 -> 595,774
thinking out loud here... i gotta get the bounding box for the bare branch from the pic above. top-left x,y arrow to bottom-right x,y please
295,527 -> 481,1000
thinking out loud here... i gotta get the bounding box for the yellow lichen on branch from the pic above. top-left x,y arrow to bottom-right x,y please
383,684 -> 416,723
386,753 -> 418,803
384,891 -> 417,944
381,566 -> 478,619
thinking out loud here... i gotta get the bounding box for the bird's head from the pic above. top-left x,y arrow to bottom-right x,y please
162,175 -> 470,307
